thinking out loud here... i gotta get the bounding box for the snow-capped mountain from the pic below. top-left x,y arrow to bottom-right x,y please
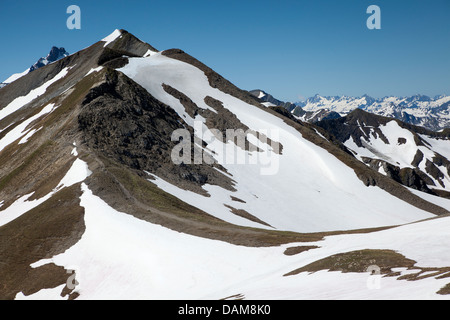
297,94 -> 450,131
0,46 -> 69,87
249,89 -> 341,122
29,46 -> 69,72
249,89 -> 297,110
1,29 -> 450,300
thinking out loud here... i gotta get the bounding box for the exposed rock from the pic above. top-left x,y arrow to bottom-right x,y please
78,68 -> 235,195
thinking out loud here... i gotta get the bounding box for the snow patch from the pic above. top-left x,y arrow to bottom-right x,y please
16,285 -> 67,300
22,182 -> 450,300
18,127 -> 42,145
0,67 -> 70,124
0,103 -> 57,152
261,102 -> 276,107
143,49 -> 158,57
3,69 -> 30,84
85,66 -> 103,77
0,157 -> 91,227
102,29 -> 122,47
55,158 -> 92,191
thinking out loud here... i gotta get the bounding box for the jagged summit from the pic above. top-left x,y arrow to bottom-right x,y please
29,46 -> 69,72
1,46 -> 69,87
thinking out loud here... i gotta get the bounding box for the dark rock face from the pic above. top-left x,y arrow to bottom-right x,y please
79,70 -> 181,170
316,109 -> 393,147
47,47 -> 68,62
78,69 -> 235,195
362,157 -> 433,193
411,149 -> 424,167
425,159 -> 445,187
306,109 -> 341,122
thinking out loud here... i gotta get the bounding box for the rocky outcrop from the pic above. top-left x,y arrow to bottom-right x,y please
78,68 -> 235,195
362,157 -> 433,193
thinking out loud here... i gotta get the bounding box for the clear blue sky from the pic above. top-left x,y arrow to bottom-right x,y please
1,0 -> 449,102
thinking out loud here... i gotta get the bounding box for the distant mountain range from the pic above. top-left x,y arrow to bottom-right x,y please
249,90 -> 341,123
250,91 -> 450,131
0,46 -> 69,88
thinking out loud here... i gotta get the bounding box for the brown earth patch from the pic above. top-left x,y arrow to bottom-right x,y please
230,196 -> 246,203
224,204 -> 273,228
0,140 -> 76,210
437,283 -> 450,295
284,249 -> 416,276
425,159 -> 445,187
221,293 -> 245,300
283,246 -> 319,256
0,184 -> 85,299
283,248 -> 450,295
397,267 -> 450,281
204,96 -> 283,154
411,149 -> 424,167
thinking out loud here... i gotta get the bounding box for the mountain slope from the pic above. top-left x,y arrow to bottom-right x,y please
1,29 -> 450,300
316,109 -> 450,197
118,50 -> 447,231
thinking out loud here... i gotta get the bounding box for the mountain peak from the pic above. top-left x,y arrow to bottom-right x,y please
29,46 -> 69,72
1,46 -> 69,85
101,29 -> 123,47
48,46 -> 68,60
99,28 -> 158,57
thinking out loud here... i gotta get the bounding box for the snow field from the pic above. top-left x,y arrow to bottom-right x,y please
119,53 -> 435,233
0,67 -> 70,124
20,177 -> 450,300
0,154 -> 91,227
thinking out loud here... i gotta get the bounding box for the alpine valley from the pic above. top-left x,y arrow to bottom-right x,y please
1,30 -> 450,300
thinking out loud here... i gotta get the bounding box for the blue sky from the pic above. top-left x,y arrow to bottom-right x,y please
0,0 -> 449,102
